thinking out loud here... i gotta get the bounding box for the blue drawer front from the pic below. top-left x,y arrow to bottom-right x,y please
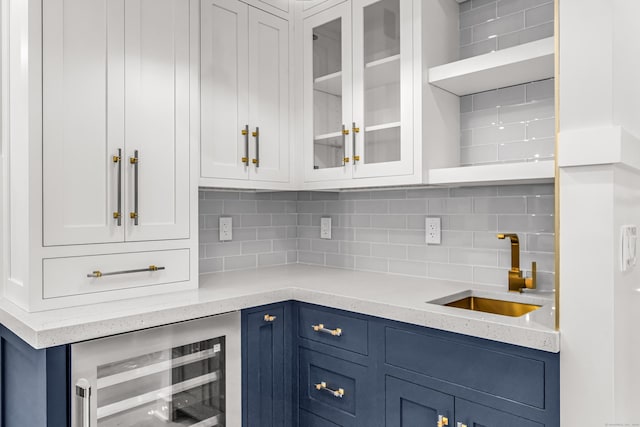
299,347 -> 370,426
384,326 -> 546,408
299,409 -> 342,427
298,305 -> 368,356
455,398 -> 543,427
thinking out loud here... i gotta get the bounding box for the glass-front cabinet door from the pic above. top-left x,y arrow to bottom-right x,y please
352,0 -> 413,179
303,3 -> 353,182
71,313 -> 241,427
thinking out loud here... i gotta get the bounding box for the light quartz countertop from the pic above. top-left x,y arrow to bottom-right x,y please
0,264 -> 559,352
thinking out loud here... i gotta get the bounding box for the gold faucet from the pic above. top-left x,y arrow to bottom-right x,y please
497,233 -> 536,293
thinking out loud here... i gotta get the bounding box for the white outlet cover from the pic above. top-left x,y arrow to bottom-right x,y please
621,225 -> 637,272
219,217 -> 233,242
321,217 -> 332,240
425,217 -> 441,245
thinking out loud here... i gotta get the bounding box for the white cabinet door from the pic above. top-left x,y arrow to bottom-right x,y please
124,0 -> 191,242
248,8 -> 289,182
200,0 -> 250,181
351,0 -> 413,179
303,3 -> 353,183
42,0 -> 125,246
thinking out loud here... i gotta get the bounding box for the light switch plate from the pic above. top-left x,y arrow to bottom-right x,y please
425,217 -> 441,245
621,225 -> 637,272
219,217 -> 233,241
321,217 -> 332,240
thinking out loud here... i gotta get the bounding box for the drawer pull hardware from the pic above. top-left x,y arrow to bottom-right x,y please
456,423 -> 467,427
112,149 -> 122,226
352,122 -> 360,163
311,324 -> 342,337
87,265 -> 165,278
263,314 -> 277,322
437,415 -> 449,427
129,150 -> 139,225
242,125 -> 249,166
252,127 -> 260,168
76,379 -> 91,427
315,381 -> 344,398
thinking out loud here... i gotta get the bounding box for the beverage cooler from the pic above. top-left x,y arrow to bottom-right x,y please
71,312 -> 241,427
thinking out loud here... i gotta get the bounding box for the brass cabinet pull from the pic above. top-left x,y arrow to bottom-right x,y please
456,423 -> 467,427
241,125 -> 249,166
112,149 -> 122,226
129,150 -> 139,225
263,314 -> 277,322
437,415 -> 449,427
311,323 -> 342,337
342,124 -> 349,165
352,122 -> 360,163
252,127 -> 260,167
87,265 -> 165,278
314,381 -> 344,398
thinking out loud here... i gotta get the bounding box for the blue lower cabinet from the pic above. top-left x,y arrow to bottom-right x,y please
385,376 -> 454,427
0,325 -> 69,427
455,398 -> 544,427
242,302 -> 294,427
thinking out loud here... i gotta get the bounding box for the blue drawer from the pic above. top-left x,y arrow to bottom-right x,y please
384,326 -> 546,408
299,347 -> 371,426
298,305 -> 368,355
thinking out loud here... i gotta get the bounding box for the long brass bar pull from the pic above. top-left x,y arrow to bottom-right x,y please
241,125 -> 249,165
252,127 -> 260,168
352,122 -> 360,163
311,323 -> 342,337
76,379 -> 91,427
342,124 -> 350,165
315,382 -> 344,398
87,265 -> 165,278
437,415 -> 449,427
129,150 -> 139,225
112,149 -> 122,226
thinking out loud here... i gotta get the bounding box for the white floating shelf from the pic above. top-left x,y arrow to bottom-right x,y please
429,159 -> 555,186
365,54 -> 400,90
314,131 -> 343,141
365,121 -> 401,133
428,37 -> 555,96
314,71 -> 342,96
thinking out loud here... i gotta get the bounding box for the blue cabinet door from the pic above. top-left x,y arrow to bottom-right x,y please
243,303 -> 293,427
455,398 -> 543,427
385,375 -> 454,427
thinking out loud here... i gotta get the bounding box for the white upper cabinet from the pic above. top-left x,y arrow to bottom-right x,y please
43,0 -> 191,246
200,0 -> 290,188
299,0 -> 459,189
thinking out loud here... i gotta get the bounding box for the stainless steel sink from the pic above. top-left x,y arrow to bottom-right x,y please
444,296 -> 541,317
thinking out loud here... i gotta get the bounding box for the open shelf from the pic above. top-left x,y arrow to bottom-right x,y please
314,71 -> 342,96
365,54 -> 400,90
428,37 -> 555,96
365,121 -> 401,133
428,159 -> 555,186
314,131 -> 343,140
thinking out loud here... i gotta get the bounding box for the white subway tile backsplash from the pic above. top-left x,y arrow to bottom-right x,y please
200,258 -> 223,274
526,118 -> 555,140
472,12 -> 524,43
326,253 -> 355,269
526,233 -> 555,253
428,198 -> 473,214
497,214 -> 554,233
429,263 -> 474,282
498,184 -> 554,196
223,200 -> 257,214
461,145 -> 499,165
447,214 -> 498,231
206,242 -> 242,258
450,248 -> 498,266
499,98 -> 555,124
460,38 -> 497,59
497,21 -> 553,50
257,227 -> 287,240
472,123 -> 526,145
460,3 -> 497,29
371,243 -> 407,260
241,214 -> 272,227
497,137 -> 555,161
526,79 -> 554,102
389,260 -> 428,278
356,228 -> 389,243
472,266 -> 506,286
497,0 -> 551,18
525,2 -> 554,27
258,252 -> 287,267
299,251 -> 326,265
408,245 -> 450,263
461,96 -> 473,114
340,241 -> 371,256
224,255 -> 257,271
472,0 -> 497,9
461,109 -> 499,130
371,214 -> 407,229
242,240 -> 272,255
461,27 -> 473,46
526,195 -> 555,214
441,231 -> 474,248
389,230 -> 427,245
311,239 -> 340,254
474,196 -> 526,214
389,199 -> 428,214
355,257 -> 389,273
355,200 -> 389,214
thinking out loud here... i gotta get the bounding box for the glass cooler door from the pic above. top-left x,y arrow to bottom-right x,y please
71,312 -> 241,427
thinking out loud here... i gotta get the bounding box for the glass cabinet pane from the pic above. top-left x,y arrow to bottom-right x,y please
312,18 -> 345,170
96,337 -> 226,426
362,0 -> 401,165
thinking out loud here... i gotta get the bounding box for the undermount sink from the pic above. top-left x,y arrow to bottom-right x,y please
444,296 -> 541,317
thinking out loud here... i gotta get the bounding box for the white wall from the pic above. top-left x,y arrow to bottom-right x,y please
559,0 -> 640,423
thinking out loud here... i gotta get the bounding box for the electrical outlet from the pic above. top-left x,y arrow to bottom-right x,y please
425,217 -> 441,245
321,217 -> 332,239
219,217 -> 233,241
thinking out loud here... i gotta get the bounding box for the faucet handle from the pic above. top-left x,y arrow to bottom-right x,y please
525,261 -> 537,289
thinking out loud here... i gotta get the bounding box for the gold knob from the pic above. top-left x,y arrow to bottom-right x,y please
92,271 -> 103,278
354,155 -> 361,162
344,157 -> 350,163
112,155 -> 121,163
264,314 -> 277,322
252,159 -> 258,164
312,323 -> 324,332
252,131 -> 258,137
129,157 -> 138,164
241,157 -> 248,163
353,127 -> 360,133
342,129 -> 350,135
241,129 -> 248,136
113,212 -> 121,219
149,265 -> 159,271
130,212 -> 138,219
438,416 -> 449,427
